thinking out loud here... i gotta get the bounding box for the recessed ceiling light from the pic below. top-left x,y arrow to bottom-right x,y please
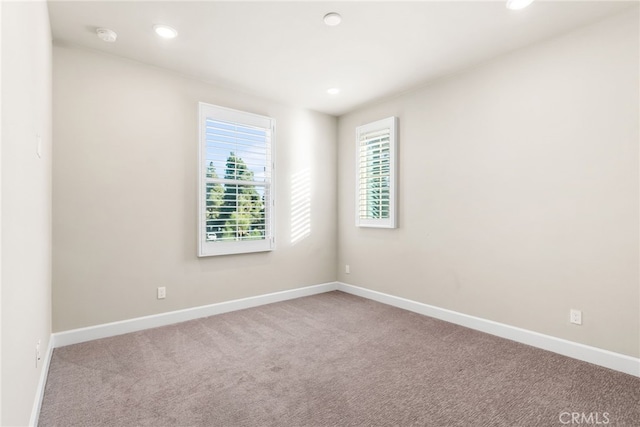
96,28 -> 117,43
327,88 -> 340,95
153,24 -> 178,39
506,0 -> 534,10
323,12 -> 342,27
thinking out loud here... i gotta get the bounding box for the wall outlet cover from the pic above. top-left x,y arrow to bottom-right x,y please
570,309 -> 582,325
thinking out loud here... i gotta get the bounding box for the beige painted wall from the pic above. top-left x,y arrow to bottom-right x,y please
52,45 -> 337,332
338,9 -> 639,358
1,1 -> 3,421
1,1 -> 53,425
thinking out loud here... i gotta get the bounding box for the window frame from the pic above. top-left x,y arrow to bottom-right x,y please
355,116 -> 398,229
198,102 -> 275,257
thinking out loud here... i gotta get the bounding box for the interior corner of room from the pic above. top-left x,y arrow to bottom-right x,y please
1,1 -> 639,426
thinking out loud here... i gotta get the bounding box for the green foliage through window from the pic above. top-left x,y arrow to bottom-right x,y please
199,103 -> 274,256
205,154 -> 266,242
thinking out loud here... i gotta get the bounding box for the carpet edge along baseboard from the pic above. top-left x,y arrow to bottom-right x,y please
50,281 -> 639,378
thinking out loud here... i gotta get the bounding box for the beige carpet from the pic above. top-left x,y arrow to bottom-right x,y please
39,291 -> 640,426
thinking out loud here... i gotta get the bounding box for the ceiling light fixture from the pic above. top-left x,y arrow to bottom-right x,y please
323,12 -> 342,27
96,28 -> 117,43
153,24 -> 178,39
506,0 -> 534,10
327,88 -> 340,95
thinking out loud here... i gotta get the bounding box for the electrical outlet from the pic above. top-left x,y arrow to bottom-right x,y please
35,340 -> 41,368
157,287 -> 166,299
570,309 -> 582,325
345,265 -> 350,274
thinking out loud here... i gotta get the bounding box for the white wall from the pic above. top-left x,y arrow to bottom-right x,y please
0,0 -> 3,421
1,1 -> 53,425
53,45 -> 337,332
338,8 -> 639,358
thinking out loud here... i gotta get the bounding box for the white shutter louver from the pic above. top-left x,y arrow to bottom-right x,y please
199,103 -> 275,256
356,117 -> 397,228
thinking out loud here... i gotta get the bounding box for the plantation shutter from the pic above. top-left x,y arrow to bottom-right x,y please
199,103 -> 275,256
356,117 -> 397,228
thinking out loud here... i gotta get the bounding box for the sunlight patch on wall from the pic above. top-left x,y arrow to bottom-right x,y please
291,168 -> 311,244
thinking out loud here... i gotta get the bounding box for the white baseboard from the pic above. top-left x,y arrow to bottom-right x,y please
337,282 -> 640,378
50,280 -> 639,378
53,282 -> 338,348
30,336 -> 54,427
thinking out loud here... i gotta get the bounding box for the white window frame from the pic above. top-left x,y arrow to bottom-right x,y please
356,116 -> 398,229
198,102 -> 275,256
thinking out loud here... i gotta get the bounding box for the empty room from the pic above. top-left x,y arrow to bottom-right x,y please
1,0 -> 639,426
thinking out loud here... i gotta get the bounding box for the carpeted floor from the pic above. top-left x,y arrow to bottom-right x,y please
39,291 -> 640,426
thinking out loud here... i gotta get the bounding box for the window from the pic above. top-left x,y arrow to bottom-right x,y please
198,102 -> 275,256
356,116 -> 397,228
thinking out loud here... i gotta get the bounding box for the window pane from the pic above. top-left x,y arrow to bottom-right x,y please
205,119 -> 270,183
356,116 -> 397,229
199,102 -> 275,256
359,132 -> 390,219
